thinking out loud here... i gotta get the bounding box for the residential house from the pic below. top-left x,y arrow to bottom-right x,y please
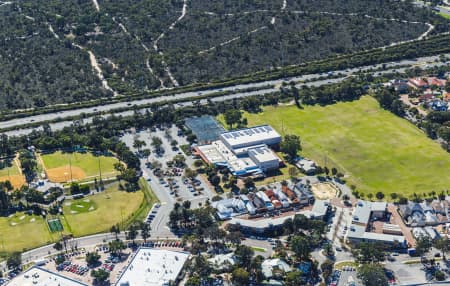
295,157 -> 317,175
399,202 -> 440,227
429,99 -> 448,111
443,92 -> 450,103
390,79 -> 409,93
208,253 -> 236,270
292,182 -> 315,206
426,77 -> 447,87
408,78 -> 429,89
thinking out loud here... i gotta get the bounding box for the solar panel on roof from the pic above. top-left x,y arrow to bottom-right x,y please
259,127 -> 266,132
264,126 -> 272,131
254,128 -> 260,133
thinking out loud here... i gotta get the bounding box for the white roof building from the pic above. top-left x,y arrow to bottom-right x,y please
195,125 -> 281,176
208,253 -> 236,270
220,125 -> 281,150
116,248 -> 189,286
311,199 -> 330,218
295,158 -> 317,174
261,258 -> 291,278
352,200 -> 387,225
347,224 -> 406,246
248,146 -> 280,171
7,267 -> 87,286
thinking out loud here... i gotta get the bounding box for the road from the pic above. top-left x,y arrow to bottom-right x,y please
1,53 -> 449,135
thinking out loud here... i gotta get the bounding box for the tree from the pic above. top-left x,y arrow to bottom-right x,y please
376,192 -> 385,200
185,275 -> 201,286
435,270 -> 445,281
151,136 -> 163,151
243,177 -> 254,189
183,200 -> 191,209
390,192 -> 398,200
141,222 -> 151,243
234,245 -> 254,270
133,139 -> 146,151
7,252 -> 21,270
323,243 -> 334,257
210,175 -> 220,186
184,168 -> 197,180
321,259 -> 334,281
224,109 -> 242,129
110,224 -> 120,240
433,237 -> 450,259
290,235 -> 311,261
285,270 -> 303,286
141,149 -> 151,162
280,134 -> 301,161
192,255 -> 211,277
18,150 -> 37,182
358,264 -> 388,286
109,239 -> 125,256
91,268 -> 110,284
331,167 -> 338,176
355,243 -> 385,263
288,166 -> 299,179
53,241 -> 63,252
232,267 -> 250,286
126,223 -> 139,243
172,154 -> 186,167
416,235 -> 432,256
86,252 -> 101,267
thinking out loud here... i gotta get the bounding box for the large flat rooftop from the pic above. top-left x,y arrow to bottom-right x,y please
7,266 -> 87,286
116,248 -> 189,286
220,125 -> 281,149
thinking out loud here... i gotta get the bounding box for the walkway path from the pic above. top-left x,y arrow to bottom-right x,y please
152,0 -> 188,87
91,0 -> 99,12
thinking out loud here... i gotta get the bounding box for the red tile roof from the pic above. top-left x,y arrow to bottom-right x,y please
427,77 -> 447,87
408,78 -> 428,88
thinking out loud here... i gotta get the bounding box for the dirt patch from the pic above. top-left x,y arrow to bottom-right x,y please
46,166 -> 86,183
0,174 -> 26,189
311,183 -> 338,200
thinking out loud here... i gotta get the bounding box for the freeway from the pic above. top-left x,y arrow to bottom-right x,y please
1,53 -> 449,135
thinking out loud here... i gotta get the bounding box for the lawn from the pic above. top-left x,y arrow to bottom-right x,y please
62,183 -> 145,236
40,151 -> 120,182
0,213 -> 59,253
244,96 -> 450,198
0,159 -> 20,177
128,178 -> 160,225
251,246 -> 267,252
439,12 -> 450,20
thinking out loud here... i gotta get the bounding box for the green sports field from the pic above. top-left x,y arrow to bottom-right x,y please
40,151 -> 120,182
0,213 -> 59,253
244,96 -> 450,197
62,184 -> 144,236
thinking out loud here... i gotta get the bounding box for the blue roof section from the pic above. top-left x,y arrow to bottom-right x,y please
185,116 -> 226,142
